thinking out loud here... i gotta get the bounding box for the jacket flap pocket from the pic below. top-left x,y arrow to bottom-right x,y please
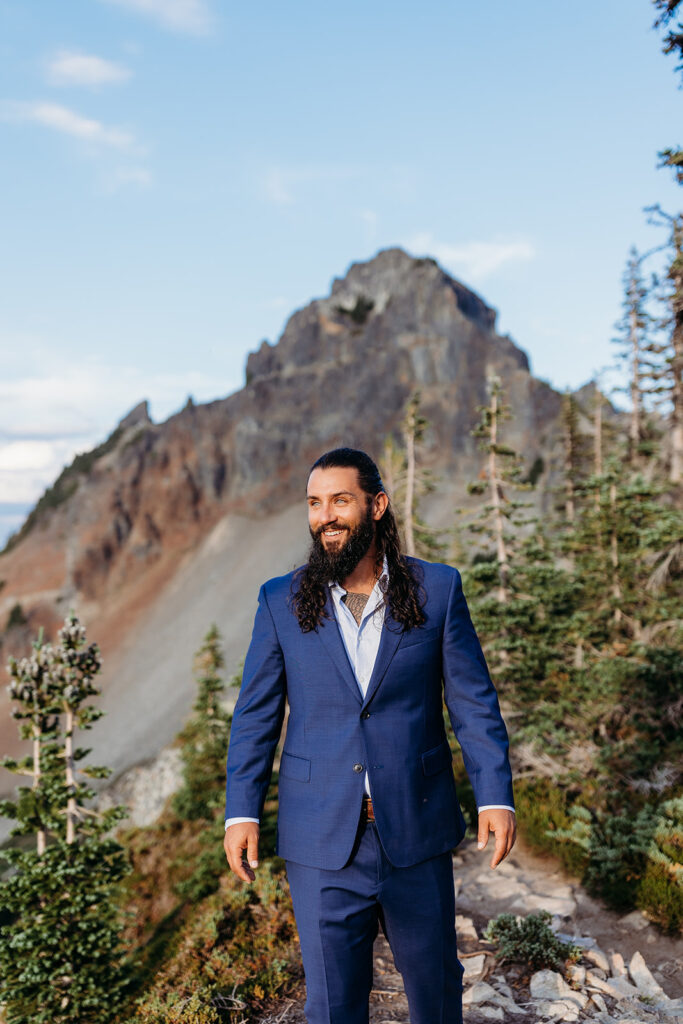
280,751 -> 311,783
421,739 -> 452,777
400,625 -> 441,649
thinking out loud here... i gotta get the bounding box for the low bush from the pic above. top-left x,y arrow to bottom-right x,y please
483,910 -> 580,970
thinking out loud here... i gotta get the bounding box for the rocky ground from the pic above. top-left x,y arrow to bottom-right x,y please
256,836 -> 683,1024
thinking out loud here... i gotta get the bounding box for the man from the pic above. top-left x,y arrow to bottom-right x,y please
224,447 -> 515,1024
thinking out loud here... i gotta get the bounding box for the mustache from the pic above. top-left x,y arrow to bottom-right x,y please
314,523 -> 350,537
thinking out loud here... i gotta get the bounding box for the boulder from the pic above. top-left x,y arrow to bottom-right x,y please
529,971 -> 588,1010
511,893 -> 576,918
609,951 -> 627,977
461,954 -> 487,984
462,982 -> 498,1006
584,948 -> 610,973
585,969 -> 640,1001
628,951 -> 669,1002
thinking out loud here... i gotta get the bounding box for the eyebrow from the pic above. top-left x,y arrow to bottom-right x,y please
306,490 -> 356,500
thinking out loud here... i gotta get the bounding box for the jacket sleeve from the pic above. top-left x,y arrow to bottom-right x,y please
441,567 -> 514,810
224,583 -> 287,820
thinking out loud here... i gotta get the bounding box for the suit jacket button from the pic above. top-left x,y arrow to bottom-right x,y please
353,763 -> 363,773
361,711 -> 370,719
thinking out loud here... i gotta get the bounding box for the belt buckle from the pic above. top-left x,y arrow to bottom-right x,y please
362,796 -> 375,823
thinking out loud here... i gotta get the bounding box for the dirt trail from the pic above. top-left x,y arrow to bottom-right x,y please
258,836 -> 683,1024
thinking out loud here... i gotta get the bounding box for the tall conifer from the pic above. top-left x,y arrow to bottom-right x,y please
0,613 -> 130,1024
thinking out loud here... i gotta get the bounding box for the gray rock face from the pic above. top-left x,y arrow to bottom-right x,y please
97,745 -> 184,827
239,246 -> 558,518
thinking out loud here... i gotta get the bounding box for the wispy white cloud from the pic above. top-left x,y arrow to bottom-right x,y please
264,168 -> 295,205
2,100 -> 134,149
403,232 -> 536,282
260,163 -> 363,206
265,296 -> 290,311
359,208 -> 378,244
0,356 -> 239,506
103,165 -> 153,191
47,50 -> 132,87
101,0 -> 212,34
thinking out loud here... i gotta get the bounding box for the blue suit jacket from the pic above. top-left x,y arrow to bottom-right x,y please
224,557 -> 514,870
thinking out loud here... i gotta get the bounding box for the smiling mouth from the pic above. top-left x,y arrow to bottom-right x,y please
321,528 -> 346,539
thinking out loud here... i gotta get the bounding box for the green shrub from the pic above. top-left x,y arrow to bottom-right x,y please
334,294 -> 374,324
637,860 -> 683,933
6,601 -> 27,629
130,991 -> 220,1024
514,778 -> 588,878
483,910 -> 579,970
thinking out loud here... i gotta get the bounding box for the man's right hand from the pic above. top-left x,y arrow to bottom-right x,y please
224,821 -> 260,883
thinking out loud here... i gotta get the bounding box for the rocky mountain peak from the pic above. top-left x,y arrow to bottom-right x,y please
245,247 -> 511,385
328,247 -> 497,334
117,400 -> 152,432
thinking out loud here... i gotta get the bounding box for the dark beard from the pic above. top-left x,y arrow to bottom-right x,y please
306,501 -> 376,586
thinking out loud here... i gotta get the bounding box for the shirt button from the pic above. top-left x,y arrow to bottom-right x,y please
361,711 -> 371,719
353,763 -> 363,773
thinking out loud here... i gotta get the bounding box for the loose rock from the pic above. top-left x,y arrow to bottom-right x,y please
512,893 -> 577,918
628,951 -> 669,1002
585,969 -> 641,1001
463,982 -> 498,1006
609,951 -> 627,977
461,954 -> 487,984
529,970 -> 588,1010
584,948 -> 610,973
589,992 -> 608,1013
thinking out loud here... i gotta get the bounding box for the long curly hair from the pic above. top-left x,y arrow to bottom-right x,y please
290,447 -> 426,632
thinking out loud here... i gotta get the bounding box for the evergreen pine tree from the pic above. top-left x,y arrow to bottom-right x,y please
0,613 -> 131,1024
643,205 -> 683,482
455,375 -> 541,687
380,391 -> 446,559
610,247 -> 662,465
653,0 -> 683,182
171,624 -> 232,823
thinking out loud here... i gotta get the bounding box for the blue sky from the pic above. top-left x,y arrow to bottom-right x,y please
0,0 -> 681,546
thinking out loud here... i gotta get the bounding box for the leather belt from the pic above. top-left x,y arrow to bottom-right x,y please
361,795 -> 375,822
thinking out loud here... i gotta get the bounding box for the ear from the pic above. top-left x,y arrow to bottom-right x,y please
373,491 -> 389,520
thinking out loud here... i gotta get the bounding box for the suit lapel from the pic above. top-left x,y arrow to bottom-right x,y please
316,589 -> 363,704
361,604 -> 404,709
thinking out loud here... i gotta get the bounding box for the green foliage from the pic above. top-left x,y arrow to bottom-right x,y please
381,391 -> 448,559
637,861 -> 683,933
171,626 -> 234,824
6,600 -> 27,629
458,363 -> 683,930
514,779 -> 588,879
334,294 -> 374,324
122,779 -> 298,1022
483,910 -> 580,970
653,0 -> 683,181
0,839 -> 132,1024
550,798 -> 683,930
0,613 -> 132,1023
130,991 -> 221,1024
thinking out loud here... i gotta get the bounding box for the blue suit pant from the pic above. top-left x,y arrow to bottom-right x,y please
285,815 -> 464,1024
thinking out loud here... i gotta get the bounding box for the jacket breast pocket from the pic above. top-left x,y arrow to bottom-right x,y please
280,751 -> 311,783
421,739 -> 453,776
400,625 -> 441,649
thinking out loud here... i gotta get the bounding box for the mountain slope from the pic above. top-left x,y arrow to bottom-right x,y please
0,247 -> 567,801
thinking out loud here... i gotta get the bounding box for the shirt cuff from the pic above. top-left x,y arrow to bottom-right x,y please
477,805 -> 515,813
224,817 -> 260,831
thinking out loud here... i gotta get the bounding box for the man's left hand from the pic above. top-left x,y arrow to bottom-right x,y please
477,809 -> 516,869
